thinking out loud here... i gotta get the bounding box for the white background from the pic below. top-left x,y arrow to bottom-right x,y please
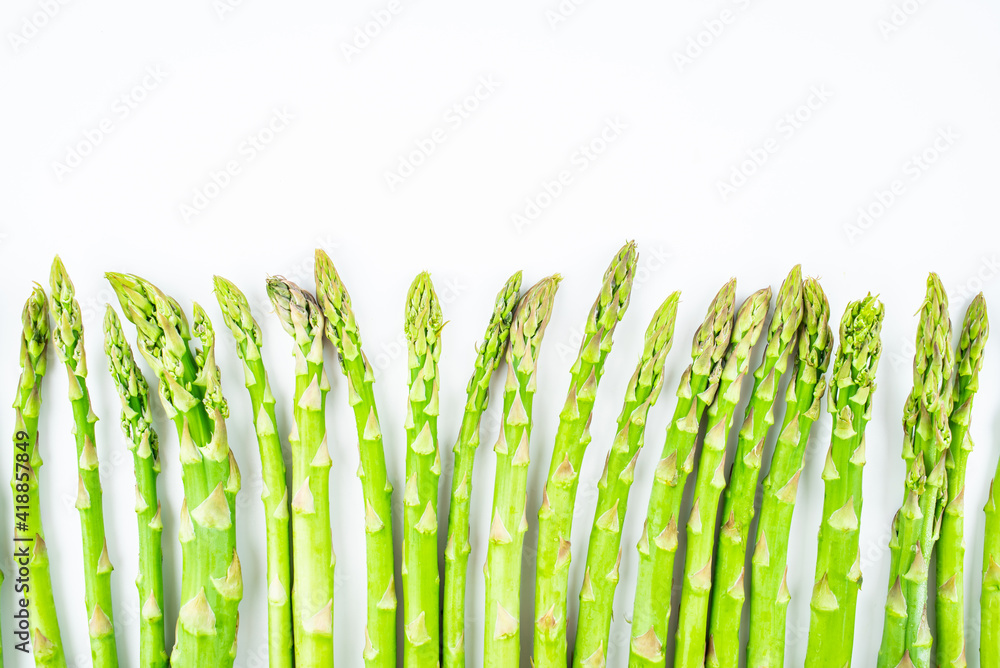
2,0 -> 1000,666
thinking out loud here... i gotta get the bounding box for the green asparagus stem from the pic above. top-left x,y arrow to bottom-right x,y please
443,272 -> 522,668
745,278 -> 832,668
314,250 -> 397,668
534,243 -> 637,668
573,292 -> 680,668
108,273 -> 242,668
49,258 -> 119,668
674,287 -> 772,668
877,276 -> 953,668
12,286 -> 66,667
629,279 -> 737,668
805,295 -> 884,668
104,307 -> 168,668
483,275 -> 561,668
707,267 -> 802,668
402,273 -> 445,667
983,446 -> 1000,667
213,277 -> 293,668
936,294 -> 988,668
267,276 -> 335,667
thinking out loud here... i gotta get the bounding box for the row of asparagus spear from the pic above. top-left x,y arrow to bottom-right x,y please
5,246 -> 999,667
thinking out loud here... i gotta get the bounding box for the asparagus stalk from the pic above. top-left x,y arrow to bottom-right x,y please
745,278 -> 833,668
629,279 -> 737,668
573,292 -> 680,668
104,306 -> 168,668
314,250 -> 397,668
108,273 -> 242,668
49,258 -> 119,668
805,294 -> 884,668
984,447 -> 1000,667
707,267 -> 803,668
267,276 -> 335,667
534,242 -> 638,668
443,271 -> 522,668
12,286 -> 66,667
936,294 -> 988,668
877,276 -> 953,668
483,275 -> 561,668
213,277 -> 293,668
402,273 -> 445,667
674,287 -> 772,668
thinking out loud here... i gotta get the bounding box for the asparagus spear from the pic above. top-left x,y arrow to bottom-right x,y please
213,277 -> 293,668
984,447 -> 1000,667
49,258 -> 119,668
402,273 -> 445,667
483,275 -> 561,668
806,295 -> 884,668
267,276 -> 335,667
629,279 -> 737,668
573,292 -> 680,668
314,250 -> 396,668
534,242 -> 637,668
443,272 -> 522,668
707,267 -> 803,668
104,307 -> 168,668
674,287 -> 772,668
877,276 -> 953,668
936,294 -> 988,668
745,278 -> 832,668
12,286 -> 66,667
108,273 -> 242,668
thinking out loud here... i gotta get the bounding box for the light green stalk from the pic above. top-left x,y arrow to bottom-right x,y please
267,276 -> 334,667
443,272 -> 522,668
674,287 -> 772,668
707,267 -> 803,668
534,242 -> 637,668
573,292 -> 680,668
49,257 -> 119,668
103,307 -> 168,668
108,273 -> 242,668
402,273 -> 445,667
805,295 -> 884,668
12,286 -> 66,667
877,276 -> 953,668
745,278 -> 832,668
314,250 -> 396,668
213,277 -> 292,668
936,295 -> 988,668
484,275 -> 561,668
983,448 -> 1000,667
629,279 -> 737,668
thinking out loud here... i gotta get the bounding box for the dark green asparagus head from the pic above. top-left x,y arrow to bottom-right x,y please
686,278 -> 737,409
213,276 -> 264,359
571,241 -> 638,377
901,274 -> 953,474
405,272 -> 445,370
464,271 -> 522,408
14,285 -> 49,417
829,294 -> 884,421
49,256 -> 88,377
314,249 -> 361,369
631,291 -> 681,408
720,286 -> 772,384
507,275 -> 561,385
951,293 -> 988,415
106,272 -> 191,380
104,305 -> 160,463
757,265 -> 804,377
192,302 -> 228,419
797,277 -> 834,385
